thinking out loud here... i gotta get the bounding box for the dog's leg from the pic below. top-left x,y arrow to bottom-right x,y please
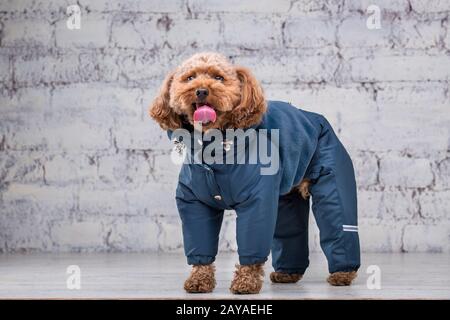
297,179 -> 311,199
184,264 -> 216,293
327,271 -> 357,286
230,264 -> 264,294
271,190 -> 310,285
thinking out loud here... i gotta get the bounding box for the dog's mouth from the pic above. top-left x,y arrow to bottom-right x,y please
192,102 -> 217,124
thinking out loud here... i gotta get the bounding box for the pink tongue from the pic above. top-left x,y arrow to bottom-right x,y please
193,105 -> 217,124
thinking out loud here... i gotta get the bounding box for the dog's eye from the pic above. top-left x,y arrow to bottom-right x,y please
214,75 -> 224,81
187,75 -> 195,81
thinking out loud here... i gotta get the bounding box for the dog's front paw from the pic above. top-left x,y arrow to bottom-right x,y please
327,271 -> 357,286
184,264 -> 216,293
270,271 -> 303,283
230,264 -> 264,294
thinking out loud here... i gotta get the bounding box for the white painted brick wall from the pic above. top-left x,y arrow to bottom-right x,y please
2,19 -> 53,47
284,18 -> 335,48
223,15 -> 280,49
0,0 -> 449,253
55,14 -> 111,48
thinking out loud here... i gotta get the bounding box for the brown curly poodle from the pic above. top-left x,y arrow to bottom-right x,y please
150,52 -> 357,294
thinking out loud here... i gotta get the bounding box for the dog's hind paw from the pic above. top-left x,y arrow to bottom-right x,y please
327,271 -> 357,286
270,272 -> 303,283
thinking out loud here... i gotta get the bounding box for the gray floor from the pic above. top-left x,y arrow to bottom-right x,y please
0,252 -> 449,299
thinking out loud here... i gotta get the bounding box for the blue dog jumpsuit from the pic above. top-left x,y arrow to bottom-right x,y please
170,101 -> 360,274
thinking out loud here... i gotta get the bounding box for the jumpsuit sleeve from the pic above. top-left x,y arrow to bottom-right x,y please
176,181 -> 224,265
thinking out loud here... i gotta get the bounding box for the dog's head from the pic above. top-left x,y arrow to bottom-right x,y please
149,52 -> 266,131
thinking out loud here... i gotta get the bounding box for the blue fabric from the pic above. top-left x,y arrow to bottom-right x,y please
170,101 -> 360,273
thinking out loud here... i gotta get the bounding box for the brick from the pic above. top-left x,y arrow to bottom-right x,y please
125,182 -> 178,216
1,152 -> 44,183
83,0 -> 183,13
51,84 -> 144,120
436,158 -> 450,190
380,155 -> 433,188
0,0 -> 183,13
284,18 -> 335,48
359,221 -> 405,252
0,56 -> 11,82
2,19 -> 53,47
168,18 -> 221,49
14,52 -> 98,85
55,14 -> 110,48
353,152 -> 378,187
403,224 -> 449,252
338,16 -> 391,48
344,0 -> 410,12
0,87 -> 51,114
7,122 -> 111,152
98,51 -> 168,83
114,120 -> 173,150
105,217 -> 159,251
97,153 -> 152,185
223,15 -> 279,49
290,0 -> 343,16
2,183 -> 76,215
357,191 -> 383,219
44,154 -> 97,184
234,53 -> 339,83
264,84 -> 377,133
187,0 -> 291,13
419,191 -> 450,219
111,14 -> 164,49
0,0 -> 71,13
78,188 -> 129,216
377,83 -> 447,111
157,217 -> 183,252
410,0 -> 450,13
50,220 -> 104,249
78,182 -> 177,217
382,189 -> 418,220
445,19 -> 450,49
338,85 -> 449,155
0,209 -> 53,252
340,119 -> 448,156
349,55 -> 450,82
376,83 -> 449,130
391,19 -> 442,49
152,153 -> 182,183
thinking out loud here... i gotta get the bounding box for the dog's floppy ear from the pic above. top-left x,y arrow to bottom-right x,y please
232,66 -> 267,128
149,71 -> 182,130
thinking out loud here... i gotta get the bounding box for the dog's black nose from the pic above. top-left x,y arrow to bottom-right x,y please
195,88 -> 209,100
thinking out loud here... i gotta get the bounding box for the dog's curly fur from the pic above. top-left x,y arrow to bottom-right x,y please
150,52 -> 357,293
230,264 -> 265,294
150,52 -> 266,131
327,271 -> 357,286
184,264 -> 216,293
270,272 -> 303,283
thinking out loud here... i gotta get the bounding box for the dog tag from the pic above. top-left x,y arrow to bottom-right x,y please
222,140 -> 233,152
170,139 -> 186,165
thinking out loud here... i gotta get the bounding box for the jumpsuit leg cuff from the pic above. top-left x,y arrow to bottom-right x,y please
275,267 -> 307,275
187,255 -> 216,265
239,256 -> 268,265
329,265 -> 360,274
